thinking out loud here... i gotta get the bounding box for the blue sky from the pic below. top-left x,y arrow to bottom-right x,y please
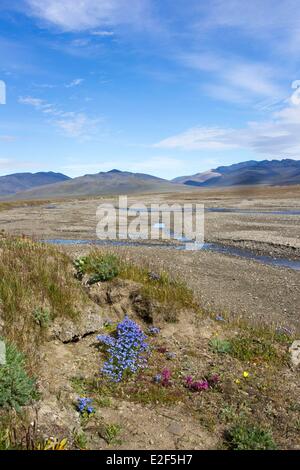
1,0 -> 300,179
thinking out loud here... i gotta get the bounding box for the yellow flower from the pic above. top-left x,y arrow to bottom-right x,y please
243,371 -> 249,378
235,379 -> 240,384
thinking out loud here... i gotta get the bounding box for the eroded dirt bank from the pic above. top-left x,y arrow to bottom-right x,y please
62,244 -> 300,333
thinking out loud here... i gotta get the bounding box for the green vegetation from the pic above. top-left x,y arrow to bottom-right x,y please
103,423 -> 122,445
226,423 -> 277,450
229,335 -> 284,364
0,428 -> 12,450
32,307 -> 52,328
0,340 -> 37,410
209,332 -> 286,365
209,338 -> 232,354
73,430 -> 88,450
74,253 -> 119,283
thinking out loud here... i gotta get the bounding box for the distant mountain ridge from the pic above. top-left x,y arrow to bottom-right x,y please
172,159 -> 300,187
0,171 -> 70,196
2,159 -> 300,200
5,169 -> 186,200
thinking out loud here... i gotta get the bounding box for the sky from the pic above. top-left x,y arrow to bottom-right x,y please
1,0 -> 300,179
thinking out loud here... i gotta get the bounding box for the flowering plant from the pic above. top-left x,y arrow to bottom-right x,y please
153,368 -> 172,386
97,316 -> 149,382
185,374 -> 220,392
76,397 -> 94,416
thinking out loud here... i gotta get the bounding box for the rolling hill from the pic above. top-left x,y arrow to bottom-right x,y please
6,169 -> 186,200
172,159 -> 300,187
0,171 -> 70,196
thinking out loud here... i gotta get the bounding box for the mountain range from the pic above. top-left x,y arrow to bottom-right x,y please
172,159 -> 300,187
0,171 -> 70,197
5,169 -> 185,200
1,159 -> 300,200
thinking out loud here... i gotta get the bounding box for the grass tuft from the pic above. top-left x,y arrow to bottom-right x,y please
226,423 -> 277,450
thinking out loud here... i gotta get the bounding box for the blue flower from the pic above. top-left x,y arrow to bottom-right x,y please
97,316 -> 150,382
76,397 -> 94,415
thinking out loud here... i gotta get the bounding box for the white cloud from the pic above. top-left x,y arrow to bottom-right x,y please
26,0 -> 149,31
91,30 -> 114,37
154,82 -> 300,157
19,95 -> 101,139
154,127 -> 238,151
54,112 -> 100,139
180,52 -> 283,104
65,78 -> 84,88
196,0 -> 300,53
18,96 -> 44,108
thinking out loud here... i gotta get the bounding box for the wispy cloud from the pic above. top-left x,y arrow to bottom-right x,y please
91,30 -> 114,37
198,0 -> 300,50
154,82 -> 300,157
180,52 -> 283,104
65,78 -> 84,88
25,0 -> 150,31
54,112 -> 99,139
19,95 -> 101,139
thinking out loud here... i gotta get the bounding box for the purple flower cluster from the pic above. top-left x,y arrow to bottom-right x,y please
97,316 -> 149,382
185,374 -> 219,392
153,368 -> 172,386
76,397 -> 94,415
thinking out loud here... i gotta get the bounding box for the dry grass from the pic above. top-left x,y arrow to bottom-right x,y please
0,200 -> 50,212
0,234 -> 88,367
118,256 -> 197,312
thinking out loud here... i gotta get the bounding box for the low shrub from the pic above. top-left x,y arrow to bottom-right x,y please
32,307 -> 52,328
209,338 -> 232,354
74,253 -> 119,283
0,340 -> 37,410
226,423 -> 277,450
230,335 -> 282,364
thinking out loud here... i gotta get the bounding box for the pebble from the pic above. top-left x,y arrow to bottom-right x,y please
289,340 -> 300,367
167,422 -> 184,436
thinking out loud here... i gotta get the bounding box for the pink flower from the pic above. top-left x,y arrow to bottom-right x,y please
207,374 -> 220,387
162,368 -> 172,386
185,376 -> 193,386
192,380 -> 209,391
185,376 -> 212,392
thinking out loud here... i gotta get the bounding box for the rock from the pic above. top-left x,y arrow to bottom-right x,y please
167,422 -> 184,436
50,309 -> 103,343
148,271 -> 161,282
88,283 -> 108,306
36,396 -> 80,437
289,340 -> 300,367
166,352 -> 176,360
